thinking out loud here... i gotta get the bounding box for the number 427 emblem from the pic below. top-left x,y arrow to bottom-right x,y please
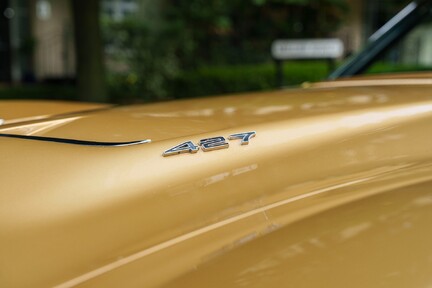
162,131 -> 256,157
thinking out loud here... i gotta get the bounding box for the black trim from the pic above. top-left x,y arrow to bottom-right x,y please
329,0 -> 432,79
0,133 -> 150,147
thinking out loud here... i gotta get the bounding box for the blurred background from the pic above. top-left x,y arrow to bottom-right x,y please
0,0 -> 425,103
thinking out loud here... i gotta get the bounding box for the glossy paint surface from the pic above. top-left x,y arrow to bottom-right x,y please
0,100 -> 108,124
2,76 -> 432,287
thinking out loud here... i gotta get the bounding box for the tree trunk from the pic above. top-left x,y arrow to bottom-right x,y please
72,0 -> 107,102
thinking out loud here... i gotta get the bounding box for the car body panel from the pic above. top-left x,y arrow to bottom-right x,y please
0,100 -> 108,124
2,77 -> 432,287
162,178 -> 432,288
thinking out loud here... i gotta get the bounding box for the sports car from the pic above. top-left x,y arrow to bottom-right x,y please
2,1 -> 432,287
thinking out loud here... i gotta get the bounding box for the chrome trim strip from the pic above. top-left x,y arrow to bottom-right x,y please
0,133 -> 151,147
368,2 -> 417,42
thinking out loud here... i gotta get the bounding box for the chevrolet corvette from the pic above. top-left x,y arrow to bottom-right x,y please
2,1 -> 432,287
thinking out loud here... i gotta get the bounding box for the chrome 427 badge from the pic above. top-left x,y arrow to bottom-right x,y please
162,131 -> 256,157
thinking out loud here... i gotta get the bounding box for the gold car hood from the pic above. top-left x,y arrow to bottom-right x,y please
3,82 -> 432,287
2,81 -> 432,142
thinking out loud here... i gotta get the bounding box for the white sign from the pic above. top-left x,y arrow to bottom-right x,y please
271,39 -> 344,60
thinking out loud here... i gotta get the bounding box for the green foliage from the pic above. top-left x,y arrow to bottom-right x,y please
163,0 -> 349,66
103,0 -> 349,102
0,85 -> 76,100
367,63 -> 432,74
104,18 -> 181,102
170,61 -> 329,99
107,61 -> 329,102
